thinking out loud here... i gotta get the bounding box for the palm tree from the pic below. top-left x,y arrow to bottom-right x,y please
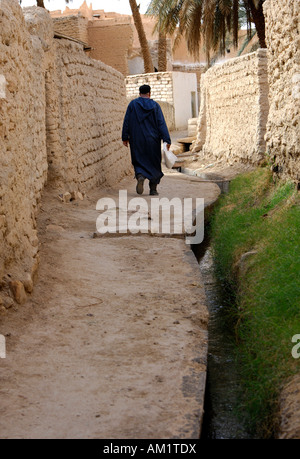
147,0 -> 266,64
158,30 -> 167,71
129,0 -> 154,73
146,0 -> 171,72
20,0 -> 155,74
245,0 -> 266,48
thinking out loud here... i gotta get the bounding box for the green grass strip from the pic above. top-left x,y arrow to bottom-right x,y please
209,168 -> 300,437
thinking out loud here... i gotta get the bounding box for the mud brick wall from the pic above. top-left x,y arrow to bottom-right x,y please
88,22 -> 133,76
0,1 -> 49,295
0,2 -> 131,308
52,15 -> 89,44
193,49 -> 269,165
263,0 -> 300,183
47,38 -> 131,192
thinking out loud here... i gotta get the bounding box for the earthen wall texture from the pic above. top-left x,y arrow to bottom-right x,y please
52,15 -> 89,44
193,49 -> 269,164
47,39 -> 131,192
0,1 -> 49,292
263,0 -> 300,183
88,23 -> 133,76
0,1 -> 131,307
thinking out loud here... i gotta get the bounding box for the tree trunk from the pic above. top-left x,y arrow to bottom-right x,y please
36,0 -> 45,7
129,0 -> 154,73
248,0 -> 266,48
158,30 -> 167,72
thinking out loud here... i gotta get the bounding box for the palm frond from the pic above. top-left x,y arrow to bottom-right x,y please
146,0 -> 266,64
184,0 -> 205,59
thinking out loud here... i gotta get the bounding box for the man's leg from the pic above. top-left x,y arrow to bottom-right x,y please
149,181 -> 158,196
136,174 -> 145,195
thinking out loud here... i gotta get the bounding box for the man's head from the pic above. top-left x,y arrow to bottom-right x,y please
139,84 -> 151,97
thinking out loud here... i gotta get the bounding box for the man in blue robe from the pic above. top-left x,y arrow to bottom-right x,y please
122,84 -> 171,196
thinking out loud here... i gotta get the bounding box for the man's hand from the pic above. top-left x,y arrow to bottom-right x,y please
123,140 -> 129,147
166,144 -> 171,150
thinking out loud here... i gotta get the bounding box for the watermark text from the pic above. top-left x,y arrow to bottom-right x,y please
0,334 -> 6,359
292,334 -> 300,359
96,191 -> 204,245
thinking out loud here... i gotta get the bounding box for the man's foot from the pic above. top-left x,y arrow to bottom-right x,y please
149,183 -> 158,196
136,175 -> 145,195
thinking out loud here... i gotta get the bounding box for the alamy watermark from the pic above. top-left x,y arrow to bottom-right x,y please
96,190 -> 204,245
0,334 -> 6,359
291,334 -> 300,359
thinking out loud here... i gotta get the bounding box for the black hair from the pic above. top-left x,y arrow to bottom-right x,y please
139,84 -> 151,94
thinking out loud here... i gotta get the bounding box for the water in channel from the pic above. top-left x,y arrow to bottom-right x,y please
197,245 -> 253,439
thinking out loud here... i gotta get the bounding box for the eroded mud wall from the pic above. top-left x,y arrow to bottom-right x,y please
0,1 -> 131,308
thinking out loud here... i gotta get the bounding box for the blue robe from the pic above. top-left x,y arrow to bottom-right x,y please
122,97 -> 171,184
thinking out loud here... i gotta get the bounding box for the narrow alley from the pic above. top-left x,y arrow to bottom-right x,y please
0,171 -> 220,439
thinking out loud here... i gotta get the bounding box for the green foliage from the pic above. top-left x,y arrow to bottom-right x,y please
209,168 -> 300,437
146,0 -> 266,64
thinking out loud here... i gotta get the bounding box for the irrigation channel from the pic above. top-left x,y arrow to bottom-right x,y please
189,176 -> 254,439
196,243 -> 253,439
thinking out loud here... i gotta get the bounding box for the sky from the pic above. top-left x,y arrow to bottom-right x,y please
20,0 -> 151,15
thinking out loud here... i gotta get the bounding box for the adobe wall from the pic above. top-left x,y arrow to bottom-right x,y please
47,38 -> 131,192
88,22 -> 133,76
52,15 -> 89,43
192,49 -> 269,165
263,0 -> 300,183
0,1 -> 49,305
0,1 -> 131,309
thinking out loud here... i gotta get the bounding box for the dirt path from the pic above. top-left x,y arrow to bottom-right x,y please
0,173 -> 220,439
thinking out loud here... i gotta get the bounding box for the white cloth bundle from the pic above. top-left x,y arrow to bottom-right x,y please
163,142 -> 178,169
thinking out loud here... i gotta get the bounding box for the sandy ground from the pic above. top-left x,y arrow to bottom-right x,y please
0,170 -> 220,439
